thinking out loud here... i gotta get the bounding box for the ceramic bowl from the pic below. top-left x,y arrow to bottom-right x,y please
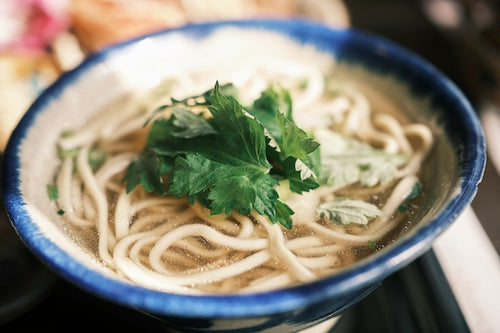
2,19 -> 485,332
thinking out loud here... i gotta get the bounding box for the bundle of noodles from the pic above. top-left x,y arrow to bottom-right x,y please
51,60 -> 433,294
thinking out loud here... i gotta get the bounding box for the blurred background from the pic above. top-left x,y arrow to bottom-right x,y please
1,0 -> 499,332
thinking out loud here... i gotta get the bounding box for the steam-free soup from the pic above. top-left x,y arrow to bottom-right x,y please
49,59 -> 433,294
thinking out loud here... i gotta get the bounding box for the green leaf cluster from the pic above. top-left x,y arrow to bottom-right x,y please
123,82 -> 320,229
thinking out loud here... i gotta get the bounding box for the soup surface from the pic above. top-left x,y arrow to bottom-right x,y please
48,40 -> 438,294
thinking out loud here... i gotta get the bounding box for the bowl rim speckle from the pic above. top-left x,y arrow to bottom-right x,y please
2,18 -> 486,319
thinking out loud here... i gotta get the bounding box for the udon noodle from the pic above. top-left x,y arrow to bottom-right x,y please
51,60 -> 433,294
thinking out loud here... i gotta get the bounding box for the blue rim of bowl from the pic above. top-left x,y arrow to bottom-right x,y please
2,18 -> 486,319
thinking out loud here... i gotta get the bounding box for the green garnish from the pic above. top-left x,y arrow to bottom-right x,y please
123,81 -> 320,229
406,181 -> 423,201
57,145 -> 106,172
145,83 -> 238,126
246,83 -> 321,190
398,182 -> 423,212
397,203 -> 409,213
317,198 -> 382,225
47,184 -> 59,201
318,131 -> 408,187
57,209 -> 65,216
368,240 -> 377,250
58,147 -> 79,159
88,146 -> 107,171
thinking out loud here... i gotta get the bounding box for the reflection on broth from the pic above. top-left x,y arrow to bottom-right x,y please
48,52 -> 442,295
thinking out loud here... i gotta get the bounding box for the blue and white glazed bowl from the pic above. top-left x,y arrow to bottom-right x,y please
2,19 -> 485,332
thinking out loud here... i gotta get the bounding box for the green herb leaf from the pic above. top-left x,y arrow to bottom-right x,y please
123,81 -> 312,229
274,110 -> 320,165
205,83 -> 271,168
47,184 -> 59,201
58,147 -> 79,159
246,83 -> 293,139
398,181 -> 423,212
317,198 -> 382,225
168,154 -> 282,218
89,146 -> 107,171
145,83 -> 238,125
268,200 -> 294,229
168,106 -> 217,138
406,181 -> 423,201
125,149 -> 170,195
318,131 -> 408,187
247,84 -> 321,193
281,157 -> 320,193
